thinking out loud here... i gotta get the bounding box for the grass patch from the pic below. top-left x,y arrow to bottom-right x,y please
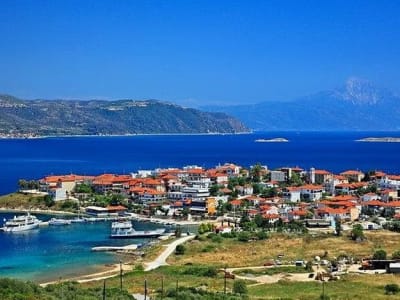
234,266 -> 310,276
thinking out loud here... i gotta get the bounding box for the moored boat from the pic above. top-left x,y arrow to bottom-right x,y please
48,218 -> 71,226
110,221 -> 165,238
1,213 -> 42,232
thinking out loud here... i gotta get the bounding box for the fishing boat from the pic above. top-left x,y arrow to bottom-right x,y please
1,213 -> 42,232
48,218 -> 71,226
110,221 -> 165,238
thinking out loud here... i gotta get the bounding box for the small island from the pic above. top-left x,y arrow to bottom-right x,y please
255,138 -> 289,143
356,137 -> 400,143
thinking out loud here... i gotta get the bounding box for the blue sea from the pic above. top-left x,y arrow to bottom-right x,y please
0,213 -> 167,282
1,132 -> 400,196
0,131 -> 400,281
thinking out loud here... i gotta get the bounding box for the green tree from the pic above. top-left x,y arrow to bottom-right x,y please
335,217 -> 342,236
233,280 -> 248,295
351,224 -> 365,241
373,249 -> 387,260
250,163 -> 263,182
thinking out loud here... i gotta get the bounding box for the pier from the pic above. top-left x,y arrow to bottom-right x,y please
91,244 -> 139,252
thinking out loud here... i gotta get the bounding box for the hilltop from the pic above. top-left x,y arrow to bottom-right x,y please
0,95 -> 249,136
203,78 -> 400,131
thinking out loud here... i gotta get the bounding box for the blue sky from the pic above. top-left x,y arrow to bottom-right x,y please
0,0 -> 399,106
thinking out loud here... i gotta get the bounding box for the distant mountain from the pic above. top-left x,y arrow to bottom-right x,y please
202,78 -> 400,131
0,95 -> 249,136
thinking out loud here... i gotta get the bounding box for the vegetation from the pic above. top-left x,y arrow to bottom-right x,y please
351,224 -> 365,241
385,283 -> 400,295
0,278 -> 133,300
0,96 -> 248,135
373,249 -> 387,260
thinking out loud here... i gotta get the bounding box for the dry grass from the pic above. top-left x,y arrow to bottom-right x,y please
167,231 -> 400,267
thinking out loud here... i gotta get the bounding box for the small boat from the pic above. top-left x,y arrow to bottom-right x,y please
1,213 -> 42,232
255,138 -> 289,143
110,221 -> 165,239
70,217 -> 86,223
48,218 -> 71,226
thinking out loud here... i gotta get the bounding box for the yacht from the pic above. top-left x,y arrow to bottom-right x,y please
110,221 -> 165,238
48,218 -> 71,226
1,213 -> 42,232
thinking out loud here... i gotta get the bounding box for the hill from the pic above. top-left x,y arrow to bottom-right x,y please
202,78 -> 400,131
0,96 -> 249,136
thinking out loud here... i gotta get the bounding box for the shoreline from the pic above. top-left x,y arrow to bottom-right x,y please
0,207 -> 77,216
0,131 -> 252,140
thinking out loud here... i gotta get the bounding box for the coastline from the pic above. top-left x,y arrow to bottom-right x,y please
0,207 -> 77,216
0,131 -> 252,140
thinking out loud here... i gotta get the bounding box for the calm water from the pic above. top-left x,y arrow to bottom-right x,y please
0,213 -> 166,282
0,131 -> 400,281
1,132 -> 400,195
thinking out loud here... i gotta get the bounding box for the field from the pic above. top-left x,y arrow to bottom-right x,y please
79,230 -> 400,299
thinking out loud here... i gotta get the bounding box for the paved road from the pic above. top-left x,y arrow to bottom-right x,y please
144,234 -> 195,271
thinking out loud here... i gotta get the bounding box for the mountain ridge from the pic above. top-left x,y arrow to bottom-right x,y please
0,95 -> 249,136
202,78 -> 400,131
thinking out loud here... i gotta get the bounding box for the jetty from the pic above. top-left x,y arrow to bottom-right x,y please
91,244 -> 139,252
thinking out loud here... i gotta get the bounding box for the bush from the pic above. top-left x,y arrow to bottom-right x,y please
211,235 -> 223,243
202,245 -> 215,252
392,250 -> 400,259
181,265 -> 218,277
233,280 -> 248,295
373,249 -> 387,260
385,284 -> 400,295
257,230 -> 268,240
237,231 -> 251,242
175,244 -> 186,255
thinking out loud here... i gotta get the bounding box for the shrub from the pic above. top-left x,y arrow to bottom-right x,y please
257,230 -> 268,240
373,249 -> 387,260
392,250 -> 400,259
202,245 -> 215,252
233,280 -> 248,295
385,284 -> 400,295
237,231 -> 251,242
211,235 -> 223,243
175,244 -> 186,255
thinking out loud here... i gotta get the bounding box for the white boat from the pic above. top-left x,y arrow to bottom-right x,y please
1,213 -> 42,232
255,138 -> 289,143
48,218 -> 71,226
70,217 -> 86,223
110,221 -> 165,239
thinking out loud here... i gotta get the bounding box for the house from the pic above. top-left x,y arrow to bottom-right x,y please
379,175 -> 400,190
282,187 -> 301,202
138,189 -> 166,203
310,169 -> 333,184
270,171 -> 286,182
299,185 -> 324,201
380,189 -> 398,202
340,170 -> 365,182
362,193 -> 380,202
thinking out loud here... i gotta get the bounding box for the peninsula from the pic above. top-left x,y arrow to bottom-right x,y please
0,94 -> 249,136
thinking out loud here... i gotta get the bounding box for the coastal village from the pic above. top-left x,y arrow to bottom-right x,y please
6,162 -> 400,299
30,162 -> 400,229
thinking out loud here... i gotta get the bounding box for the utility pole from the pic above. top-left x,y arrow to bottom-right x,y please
144,279 -> 147,300
103,279 -> 106,300
161,277 -> 164,300
119,260 -> 123,291
224,266 -> 227,295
